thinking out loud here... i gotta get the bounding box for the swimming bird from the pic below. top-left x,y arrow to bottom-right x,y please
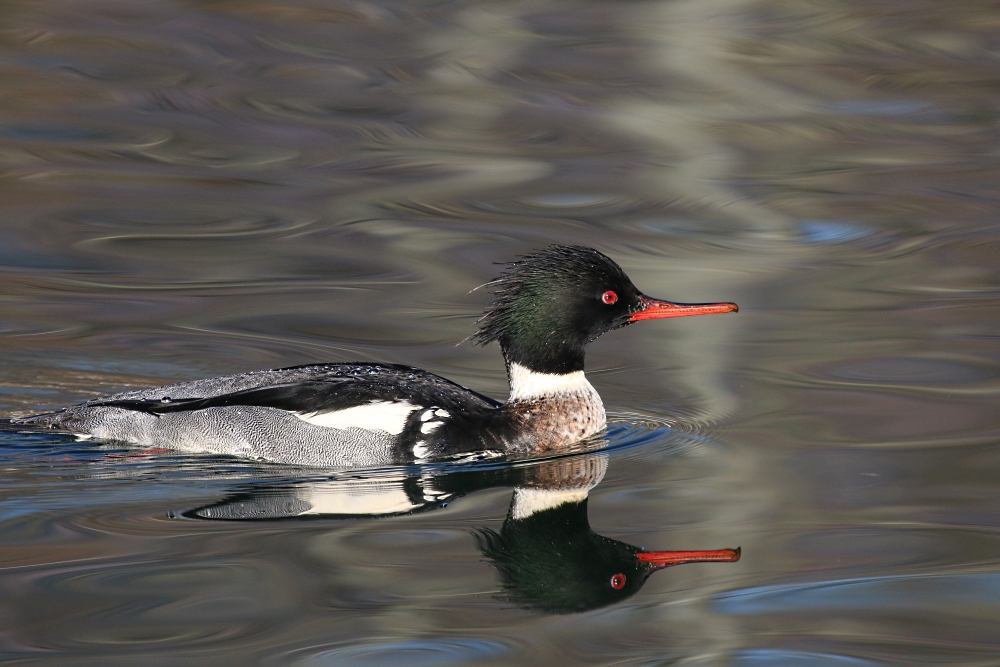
4,246 -> 737,467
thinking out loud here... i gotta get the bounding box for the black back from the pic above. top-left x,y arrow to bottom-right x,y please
90,363 -> 500,416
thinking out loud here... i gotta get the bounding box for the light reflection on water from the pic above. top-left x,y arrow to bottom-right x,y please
1,0 -> 998,663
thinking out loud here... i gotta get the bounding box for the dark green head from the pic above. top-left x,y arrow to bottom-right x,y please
472,246 -> 739,374
472,246 -> 644,374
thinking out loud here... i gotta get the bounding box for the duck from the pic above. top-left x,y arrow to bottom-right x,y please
4,245 -> 737,467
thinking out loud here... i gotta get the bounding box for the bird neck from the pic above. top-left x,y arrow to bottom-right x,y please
505,361 -> 598,403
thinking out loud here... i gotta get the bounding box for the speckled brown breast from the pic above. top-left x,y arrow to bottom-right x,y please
502,391 -> 606,458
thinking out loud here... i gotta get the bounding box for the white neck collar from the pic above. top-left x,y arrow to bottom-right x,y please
506,361 -> 597,402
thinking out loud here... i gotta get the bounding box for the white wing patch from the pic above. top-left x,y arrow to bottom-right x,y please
416,408 -> 450,438
295,401 -> 417,435
413,440 -> 430,460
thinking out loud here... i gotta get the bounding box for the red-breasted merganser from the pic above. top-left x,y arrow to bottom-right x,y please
4,246 -> 737,467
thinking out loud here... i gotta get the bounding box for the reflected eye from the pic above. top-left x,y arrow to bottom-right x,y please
602,291 -> 618,305
610,573 -> 626,589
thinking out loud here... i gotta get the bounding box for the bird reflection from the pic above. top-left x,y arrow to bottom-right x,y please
475,455 -> 739,613
182,452 -> 739,614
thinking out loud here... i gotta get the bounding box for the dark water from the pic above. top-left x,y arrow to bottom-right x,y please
1,0 -> 998,664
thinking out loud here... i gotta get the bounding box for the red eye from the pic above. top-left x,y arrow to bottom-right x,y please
610,573 -> 626,589
602,291 -> 618,305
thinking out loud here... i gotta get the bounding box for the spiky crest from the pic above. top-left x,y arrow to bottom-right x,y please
472,245 -> 641,374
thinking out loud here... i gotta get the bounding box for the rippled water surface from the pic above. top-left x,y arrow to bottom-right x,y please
1,0 -> 998,664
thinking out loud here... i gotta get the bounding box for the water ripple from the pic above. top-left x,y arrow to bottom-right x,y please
733,649 -> 886,667
716,571 -> 1000,616
291,638 -> 511,667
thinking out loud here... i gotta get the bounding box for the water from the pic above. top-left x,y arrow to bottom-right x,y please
0,0 -> 998,663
